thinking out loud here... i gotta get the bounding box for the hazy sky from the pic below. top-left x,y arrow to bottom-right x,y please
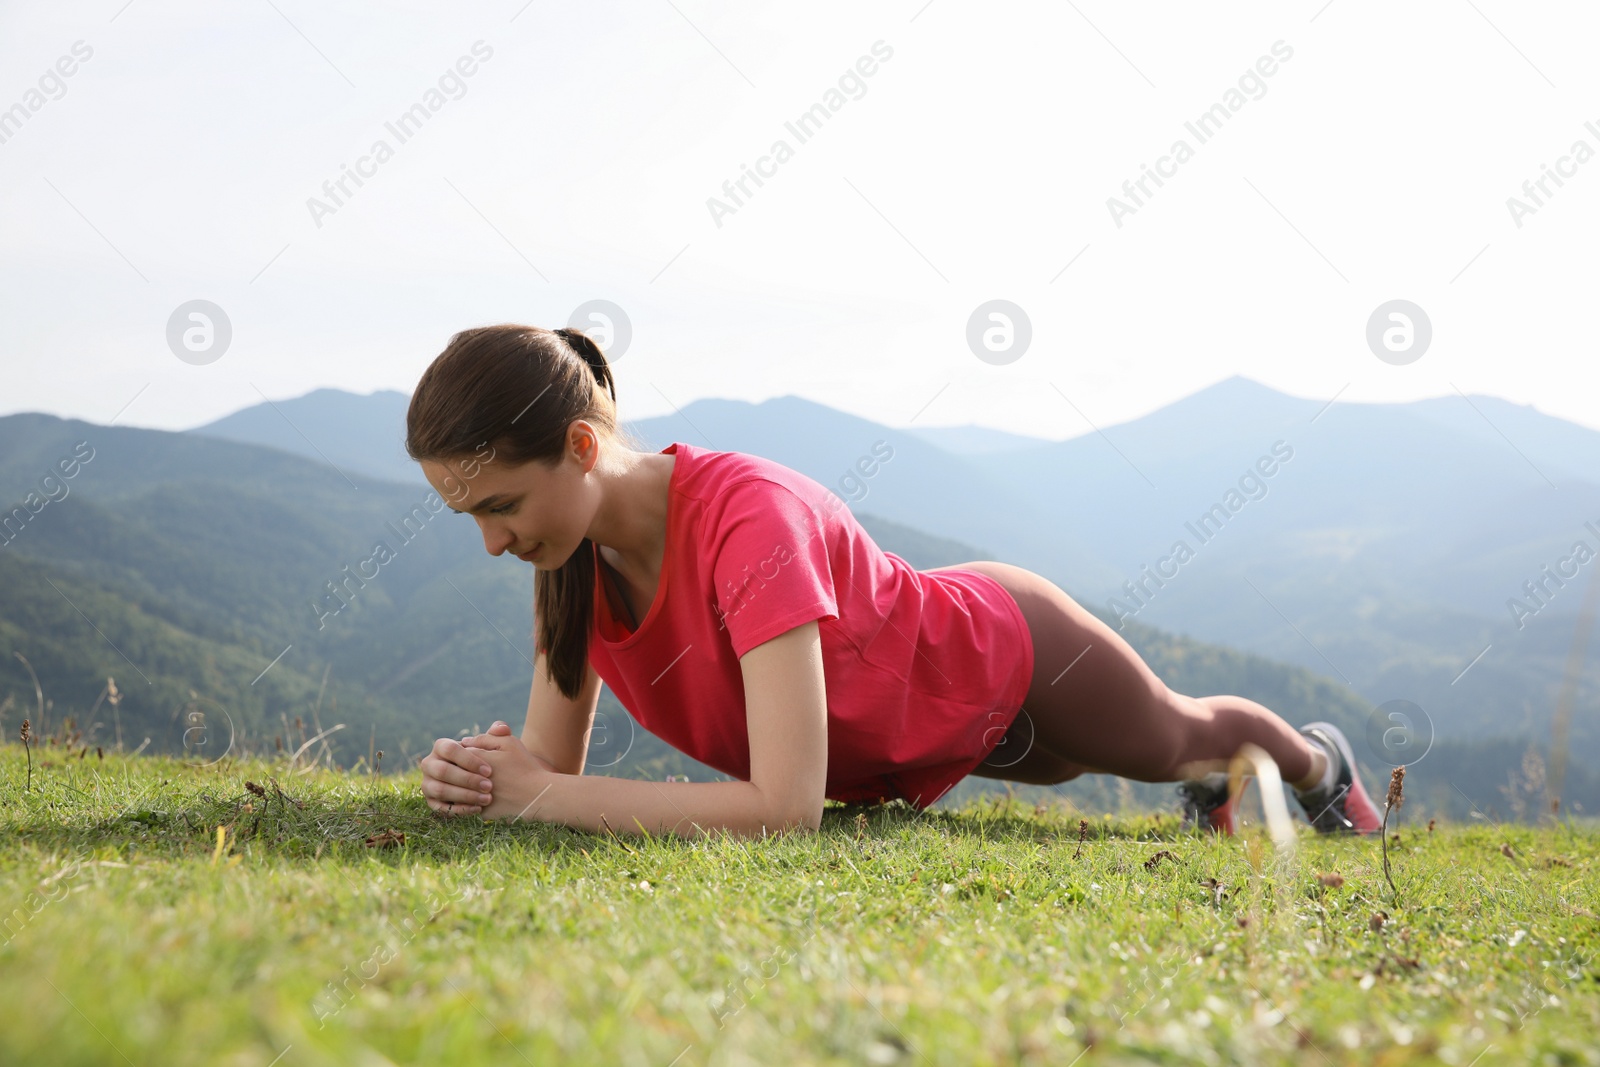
3,1 -> 1598,439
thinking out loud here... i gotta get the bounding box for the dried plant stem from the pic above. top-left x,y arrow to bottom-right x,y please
107,677 -> 123,752
286,722 -> 347,774
1381,766 -> 1406,899
83,681 -> 108,736
1380,819 -> 1393,894
21,719 -> 34,792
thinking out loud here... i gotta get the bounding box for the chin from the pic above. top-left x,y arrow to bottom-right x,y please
527,543 -> 565,568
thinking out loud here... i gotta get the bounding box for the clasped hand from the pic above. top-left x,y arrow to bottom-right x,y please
419,720 -> 555,821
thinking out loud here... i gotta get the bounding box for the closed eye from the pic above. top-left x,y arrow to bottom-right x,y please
448,502 -> 517,516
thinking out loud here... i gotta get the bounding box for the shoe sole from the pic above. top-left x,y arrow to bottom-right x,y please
1301,721 -> 1383,834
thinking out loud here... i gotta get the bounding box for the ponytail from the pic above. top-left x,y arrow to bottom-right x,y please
554,327 -> 617,406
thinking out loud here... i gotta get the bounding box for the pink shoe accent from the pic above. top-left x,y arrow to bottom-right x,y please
1341,757 -> 1384,834
1204,790 -> 1239,835
1298,722 -> 1385,835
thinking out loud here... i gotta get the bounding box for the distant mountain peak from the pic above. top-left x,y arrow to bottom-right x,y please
184,386 -> 419,485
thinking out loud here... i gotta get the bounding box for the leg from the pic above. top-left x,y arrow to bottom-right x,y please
943,561 -> 1318,785
965,725 -> 1093,786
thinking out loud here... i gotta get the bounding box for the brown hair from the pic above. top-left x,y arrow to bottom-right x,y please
405,324 -> 648,699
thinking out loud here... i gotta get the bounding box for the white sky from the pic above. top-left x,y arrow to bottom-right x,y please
2,1 -> 1597,439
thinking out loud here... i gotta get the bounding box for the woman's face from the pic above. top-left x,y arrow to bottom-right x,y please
419,428 -> 598,569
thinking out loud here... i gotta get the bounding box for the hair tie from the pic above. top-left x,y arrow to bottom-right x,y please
555,327 -> 614,403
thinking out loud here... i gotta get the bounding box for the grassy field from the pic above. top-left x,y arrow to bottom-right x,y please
2,745 -> 1598,1067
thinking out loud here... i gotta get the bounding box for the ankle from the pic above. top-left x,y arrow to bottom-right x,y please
1291,742 -> 1330,792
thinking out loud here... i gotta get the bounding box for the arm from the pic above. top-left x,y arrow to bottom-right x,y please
471,619 -> 831,838
520,649 -> 603,775
419,648 -> 600,814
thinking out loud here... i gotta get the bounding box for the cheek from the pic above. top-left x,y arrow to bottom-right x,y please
543,491 -> 580,540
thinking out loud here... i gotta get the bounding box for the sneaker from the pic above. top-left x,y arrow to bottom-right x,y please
1293,722 -> 1383,835
1177,771 -> 1238,835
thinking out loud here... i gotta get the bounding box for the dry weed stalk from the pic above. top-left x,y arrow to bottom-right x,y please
1381,766 -> 1405,898
20,718 -> 33,791
106,677 -> 122,751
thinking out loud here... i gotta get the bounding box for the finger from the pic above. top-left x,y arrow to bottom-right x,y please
421,776 -> 494,808
464,732 -> 519,752
433,736 -> 488,766
419,754 -> 487,790
431,737 -> 493,777
429,799 -> 481,816
420,755 -> 492,793
488,720 -> 513,736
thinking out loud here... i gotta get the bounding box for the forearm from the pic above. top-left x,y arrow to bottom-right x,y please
521,724 -> 586,777
511,772 -> 818,839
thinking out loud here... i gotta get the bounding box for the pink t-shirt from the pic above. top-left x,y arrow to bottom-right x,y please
582,441 -> 1034,809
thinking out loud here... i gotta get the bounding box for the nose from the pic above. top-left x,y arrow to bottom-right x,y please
481,523 -> 516,556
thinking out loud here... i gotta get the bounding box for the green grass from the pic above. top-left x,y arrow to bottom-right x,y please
3,746 -> 1598,1066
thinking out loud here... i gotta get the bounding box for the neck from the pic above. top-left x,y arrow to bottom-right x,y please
585,448 -> 669,571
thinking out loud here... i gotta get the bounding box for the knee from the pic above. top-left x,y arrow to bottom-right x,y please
987,746 -> 1089,787
1025,757 -> 1088,787
1145,687 -> 1213,781
1051,760 -> 1089,784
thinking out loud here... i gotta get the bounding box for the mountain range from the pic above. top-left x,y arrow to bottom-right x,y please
2,375 -> 1594,821
188,377 -> 1599,753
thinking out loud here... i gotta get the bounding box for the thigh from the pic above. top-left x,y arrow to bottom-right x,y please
966,713 -> 1091,786
941,560 -> 1189,782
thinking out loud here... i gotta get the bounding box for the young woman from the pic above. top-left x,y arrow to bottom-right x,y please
409,324 -> 1384,840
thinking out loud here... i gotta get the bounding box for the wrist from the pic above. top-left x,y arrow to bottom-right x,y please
502,759 -> 559,823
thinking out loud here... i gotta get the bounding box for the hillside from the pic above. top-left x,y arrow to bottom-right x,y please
3,404 -> 1594,820
167,379 -> 1600,761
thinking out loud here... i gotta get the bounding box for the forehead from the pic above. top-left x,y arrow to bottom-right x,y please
421,454 -> 515,500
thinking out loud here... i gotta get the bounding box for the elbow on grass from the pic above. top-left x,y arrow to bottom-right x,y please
761,802 -> 823,837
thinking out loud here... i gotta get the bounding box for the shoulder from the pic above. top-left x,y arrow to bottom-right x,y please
678,444 -> 840,520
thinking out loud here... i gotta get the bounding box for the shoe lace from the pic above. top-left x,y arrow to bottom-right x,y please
1301,782 -> 1354,830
